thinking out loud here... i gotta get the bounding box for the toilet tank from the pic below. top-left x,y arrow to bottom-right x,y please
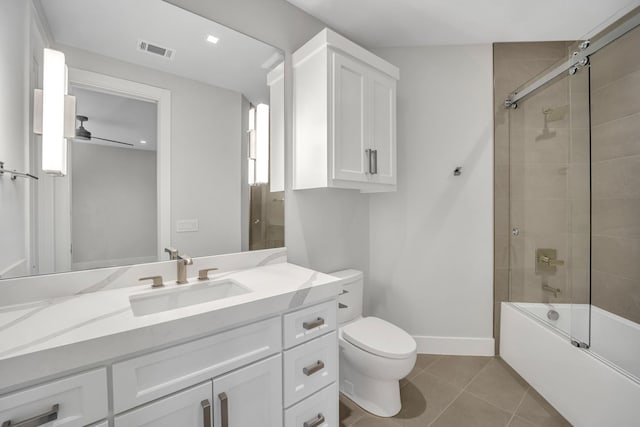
331,269 -> 363,324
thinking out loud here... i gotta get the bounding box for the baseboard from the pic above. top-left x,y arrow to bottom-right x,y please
414,335 -> 495,356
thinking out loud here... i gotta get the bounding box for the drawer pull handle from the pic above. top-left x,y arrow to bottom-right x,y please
2,404 -> 59,427
303,317 -> 325,330
304,413 -> 325,427
303,360 -> 325,376
201,399 -> 211,427
219,392 -> 229,427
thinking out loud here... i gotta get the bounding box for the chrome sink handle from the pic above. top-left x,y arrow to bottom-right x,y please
198,268 -> 219,281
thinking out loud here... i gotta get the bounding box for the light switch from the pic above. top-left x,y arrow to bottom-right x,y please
176,219 -> 198,233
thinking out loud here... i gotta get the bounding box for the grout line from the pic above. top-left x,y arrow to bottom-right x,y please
427,357 -> 494,426
506,385 -> 531,426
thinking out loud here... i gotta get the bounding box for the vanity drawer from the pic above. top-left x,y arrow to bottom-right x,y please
283,300 -> 337,349
0,368 -> 108,427
284,383 -> 338,427
283,331 -> 337,407
112,316 -> 281,413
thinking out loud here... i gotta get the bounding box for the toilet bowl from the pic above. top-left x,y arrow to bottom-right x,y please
331,270 -> 417,417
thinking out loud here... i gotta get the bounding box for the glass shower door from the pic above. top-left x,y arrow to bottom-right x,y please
508,65 -> 591,347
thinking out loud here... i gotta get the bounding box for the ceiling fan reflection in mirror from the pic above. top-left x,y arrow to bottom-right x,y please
74,115 -> 134,147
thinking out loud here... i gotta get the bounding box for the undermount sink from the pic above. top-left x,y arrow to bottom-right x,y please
130,279 -> 251,316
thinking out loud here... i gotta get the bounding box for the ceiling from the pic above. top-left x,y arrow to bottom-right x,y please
286,0 -> 640,47
38,0 -> 283,104
71,87 -> 157,151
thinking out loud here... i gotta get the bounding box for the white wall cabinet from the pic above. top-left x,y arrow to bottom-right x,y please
293,28 -> 399,193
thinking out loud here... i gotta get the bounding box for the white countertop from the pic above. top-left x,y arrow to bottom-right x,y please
0,262 -> 343,392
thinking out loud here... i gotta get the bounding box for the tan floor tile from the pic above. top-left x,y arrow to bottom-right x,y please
340,395 -> 366,427
466,358 -> 529,412
415,354 -> 441,370
425,355 -> 492,389
400,365 -> 423,388
508,416 -> 538,427
351,415 -> 401,427
395,372 -> 460,426
430,391 -> 512,427
515,388 -> 572,427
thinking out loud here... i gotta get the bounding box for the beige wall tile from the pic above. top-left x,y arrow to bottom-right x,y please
510,199 -> 568,235
592,113 -> 640,162
592,156 -> 640,199
510,164 -> 568,201
592,269 -> 640,324
494,197 -> 510,236
591,68 -> 640,126
592,198 -> 640,239
569,128 -> 590,164
590,25 -> 640,91
592,235 -> 640,280
570,199 -> 590,234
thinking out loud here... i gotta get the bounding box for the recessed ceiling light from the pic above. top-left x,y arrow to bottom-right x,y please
206,35 -> 219,44
140,140 -> 147,144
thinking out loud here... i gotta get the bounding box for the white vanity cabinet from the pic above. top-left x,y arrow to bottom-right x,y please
114,382 -> 212,427
0,299 -> 339,427
212,355 -> 282,426
293,28 -> 399,193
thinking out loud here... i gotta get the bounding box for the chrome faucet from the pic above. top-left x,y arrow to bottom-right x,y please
176,254 -> 193,284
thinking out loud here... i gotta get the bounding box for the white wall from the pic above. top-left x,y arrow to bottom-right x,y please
59,45 -> 243,259
71,142 -> 157,269
166,0 -> 370,275
368,45 -> 495,354
0,0 -> 29,278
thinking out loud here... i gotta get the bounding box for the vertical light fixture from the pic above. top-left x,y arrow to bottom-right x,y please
255,103 -> 270,184
247,105 -> 256,185
41,48 -> 68,176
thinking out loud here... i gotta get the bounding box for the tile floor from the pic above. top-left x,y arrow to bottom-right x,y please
339,355 -> 571,427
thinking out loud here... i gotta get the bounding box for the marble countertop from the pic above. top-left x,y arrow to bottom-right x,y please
0,262 -> 343,392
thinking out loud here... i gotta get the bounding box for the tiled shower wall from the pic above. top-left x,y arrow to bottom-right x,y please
590,25 -> 640,324
493,42 -> 570,351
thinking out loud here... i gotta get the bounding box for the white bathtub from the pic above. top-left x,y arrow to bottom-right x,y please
501,302 -> 640,426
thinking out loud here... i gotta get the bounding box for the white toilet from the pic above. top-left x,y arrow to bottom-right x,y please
331,269 -> 417,417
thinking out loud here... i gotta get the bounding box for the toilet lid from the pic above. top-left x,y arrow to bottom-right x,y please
342,317 -> 416,359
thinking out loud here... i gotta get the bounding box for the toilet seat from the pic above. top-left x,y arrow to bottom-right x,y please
342,317 -> 416,359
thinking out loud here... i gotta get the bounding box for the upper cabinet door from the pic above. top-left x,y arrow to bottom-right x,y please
212,355 -> 282,427
331,52 -> 369,183
369,70 -> 397,185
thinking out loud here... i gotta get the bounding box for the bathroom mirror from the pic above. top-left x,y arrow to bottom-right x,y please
0,0 -> 285,280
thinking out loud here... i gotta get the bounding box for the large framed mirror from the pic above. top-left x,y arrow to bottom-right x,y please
0,0 -> 285,280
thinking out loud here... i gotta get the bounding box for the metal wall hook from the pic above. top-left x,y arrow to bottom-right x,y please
453,167 -> 462,176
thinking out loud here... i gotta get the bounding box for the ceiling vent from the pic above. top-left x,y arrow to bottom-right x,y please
138,39 -> 174,59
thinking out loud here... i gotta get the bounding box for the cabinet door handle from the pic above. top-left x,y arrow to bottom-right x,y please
218,392 -> 229,427
201,400 -> 211,427
2,404 -> 59,427
303,360 -> 325,376
302,317 -> 325,330
304,413 -> 325,427
365,149 -> 373,174
372,149 -> 378,175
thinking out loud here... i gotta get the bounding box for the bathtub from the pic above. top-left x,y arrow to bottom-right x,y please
501,302 -> 640,426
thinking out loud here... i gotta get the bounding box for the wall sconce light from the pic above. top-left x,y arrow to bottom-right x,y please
33,48 -> 76,176
254,103 -> 270,184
